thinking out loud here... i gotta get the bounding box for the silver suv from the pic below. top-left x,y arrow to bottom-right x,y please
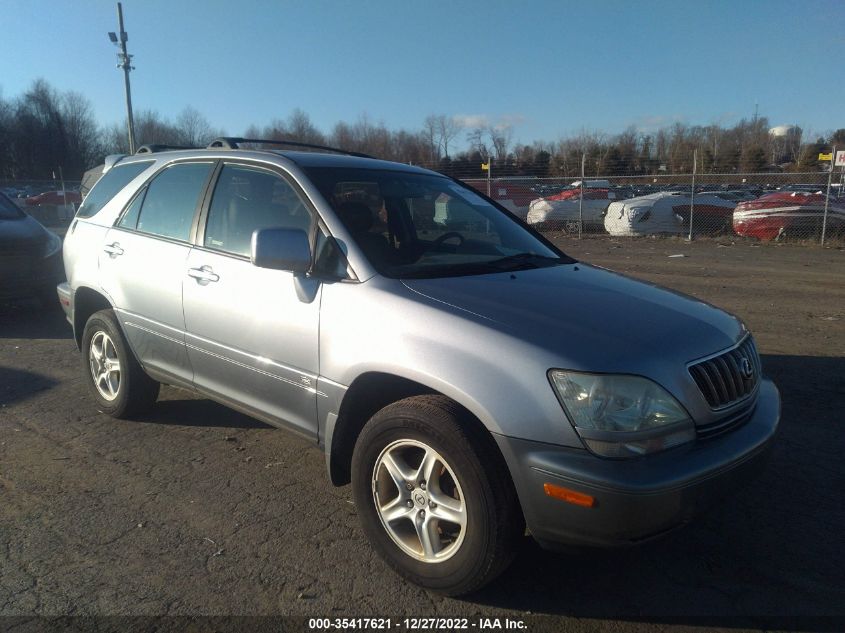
58,139 -> 780,595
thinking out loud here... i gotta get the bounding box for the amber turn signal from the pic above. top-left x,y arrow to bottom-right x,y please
543,482 -> 595,508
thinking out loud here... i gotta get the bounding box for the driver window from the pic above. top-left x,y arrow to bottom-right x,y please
205,164 -> 313,257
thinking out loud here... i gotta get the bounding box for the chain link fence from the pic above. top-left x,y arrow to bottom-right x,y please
1,179 -> 83,229
5,160 -> 845,245
451,170 -> 845,245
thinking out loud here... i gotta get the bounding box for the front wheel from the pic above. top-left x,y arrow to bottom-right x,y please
351,395 -> 523,595
81,309 -> 159,418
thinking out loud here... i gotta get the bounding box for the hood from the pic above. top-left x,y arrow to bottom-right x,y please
402,263 -> 745,373
0,213 -> 51,255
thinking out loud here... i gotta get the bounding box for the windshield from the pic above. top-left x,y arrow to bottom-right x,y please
305,167 -> 573,278
0,192 -> 25,220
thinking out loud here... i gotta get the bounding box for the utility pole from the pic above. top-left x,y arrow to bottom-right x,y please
109,3 -> 136,154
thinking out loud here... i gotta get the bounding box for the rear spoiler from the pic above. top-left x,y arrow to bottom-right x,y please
103,154 -> 128,174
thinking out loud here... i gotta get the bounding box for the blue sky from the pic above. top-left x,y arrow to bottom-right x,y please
1,0 -> 843,149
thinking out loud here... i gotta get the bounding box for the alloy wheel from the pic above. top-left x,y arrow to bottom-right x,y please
371,439 -> 467,563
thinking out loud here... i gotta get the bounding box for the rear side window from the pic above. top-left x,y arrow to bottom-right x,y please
76,161 -> 153,219
135,162 -> 213,241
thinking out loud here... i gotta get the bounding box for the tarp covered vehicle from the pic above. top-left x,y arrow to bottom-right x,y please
604,192 -> 736,236
527,188 -> 617,231
733,191 -> 845,240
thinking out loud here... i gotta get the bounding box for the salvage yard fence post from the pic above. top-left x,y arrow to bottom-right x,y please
578,153 -> 585,239
688,149 -> 697,241
821,145 -> 835,246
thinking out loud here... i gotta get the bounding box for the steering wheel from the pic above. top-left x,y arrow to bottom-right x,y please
432,231 -> 465,249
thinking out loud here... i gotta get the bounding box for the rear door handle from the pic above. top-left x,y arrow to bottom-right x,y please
187,265 -> 220,283
103,242 -> 124,256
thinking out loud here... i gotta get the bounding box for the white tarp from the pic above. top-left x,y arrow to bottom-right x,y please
526,191 -> 616,229
604,192 -> 735,236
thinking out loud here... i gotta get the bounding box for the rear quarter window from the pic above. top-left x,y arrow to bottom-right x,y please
75,160 -> 154,219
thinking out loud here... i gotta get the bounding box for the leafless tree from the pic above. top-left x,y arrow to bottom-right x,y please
285,108 -> 325,145
437,115 -> 462,158
488,124 -> 512,161
61,91 -> 102,177
466,126 -> 488,160
175,106 -> 217,147
422,115 -> 440,162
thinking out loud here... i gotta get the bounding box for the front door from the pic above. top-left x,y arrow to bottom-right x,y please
182,163 -> 320,438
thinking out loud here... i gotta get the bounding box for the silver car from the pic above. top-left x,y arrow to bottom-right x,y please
58,139 -> 780,595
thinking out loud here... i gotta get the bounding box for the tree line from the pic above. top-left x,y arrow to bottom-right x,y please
1,79 -> 842,181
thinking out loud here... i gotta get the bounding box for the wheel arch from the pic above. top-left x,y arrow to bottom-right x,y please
327,372 -> 506,488
72,286 -> 114,349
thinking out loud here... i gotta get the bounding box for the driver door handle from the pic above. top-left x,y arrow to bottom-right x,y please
103,242 -> 124,256
187,265 -> 220,283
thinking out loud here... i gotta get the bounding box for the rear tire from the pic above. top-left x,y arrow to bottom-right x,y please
351,395 -> 523,596
81,309 -> 159,418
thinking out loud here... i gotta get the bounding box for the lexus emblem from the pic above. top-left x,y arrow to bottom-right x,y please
740,357 -> 754,380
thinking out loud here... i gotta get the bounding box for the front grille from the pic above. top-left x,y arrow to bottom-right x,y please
689,336 -> 760,409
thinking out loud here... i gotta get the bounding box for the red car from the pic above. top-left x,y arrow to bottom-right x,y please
24,190 -> 82,207
733,191 -> 845,240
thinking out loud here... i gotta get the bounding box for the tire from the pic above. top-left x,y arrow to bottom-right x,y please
351,395 -> 523,596
81,309 -> 159,418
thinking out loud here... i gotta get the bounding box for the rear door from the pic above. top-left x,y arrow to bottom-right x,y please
182,162 -> 321,438
99,161 -> 215,385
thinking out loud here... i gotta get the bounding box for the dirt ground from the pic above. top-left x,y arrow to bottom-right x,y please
1,237 -> 843,631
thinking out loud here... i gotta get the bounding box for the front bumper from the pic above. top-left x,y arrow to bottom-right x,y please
494,378 -> 780,548
57,282 -> 73,326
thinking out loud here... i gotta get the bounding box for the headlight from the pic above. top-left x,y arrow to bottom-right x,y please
549,371 -> 695,458
42,231 -> 62,258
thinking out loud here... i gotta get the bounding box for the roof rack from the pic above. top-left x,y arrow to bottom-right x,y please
135,144 -> 194,154
206,137 -> 373,159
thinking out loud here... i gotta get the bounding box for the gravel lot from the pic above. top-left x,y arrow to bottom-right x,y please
1,237 -> 843,631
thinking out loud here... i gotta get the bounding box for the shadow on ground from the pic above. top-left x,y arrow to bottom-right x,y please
0,299 -> 71,340
466,354 -> 845,629
137,395 -> 272,429
0,366 -> 59,406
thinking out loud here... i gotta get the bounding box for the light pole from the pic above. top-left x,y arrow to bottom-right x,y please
109,2 -> 136,154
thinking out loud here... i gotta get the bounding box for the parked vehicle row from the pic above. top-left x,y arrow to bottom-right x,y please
479,181 -> 844,240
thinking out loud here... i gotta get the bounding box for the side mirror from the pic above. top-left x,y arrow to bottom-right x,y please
251,227 -> 311,273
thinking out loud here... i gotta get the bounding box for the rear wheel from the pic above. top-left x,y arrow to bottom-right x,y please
351,395 -> 523,595
81,309 -> 159,418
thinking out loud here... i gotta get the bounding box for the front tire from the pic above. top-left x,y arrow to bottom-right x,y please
81,309 -> 159,418
351,395 -> 523,595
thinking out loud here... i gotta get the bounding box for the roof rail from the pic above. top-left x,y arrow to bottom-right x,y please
135,144 -> 193,154
206,137 -> 373,159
